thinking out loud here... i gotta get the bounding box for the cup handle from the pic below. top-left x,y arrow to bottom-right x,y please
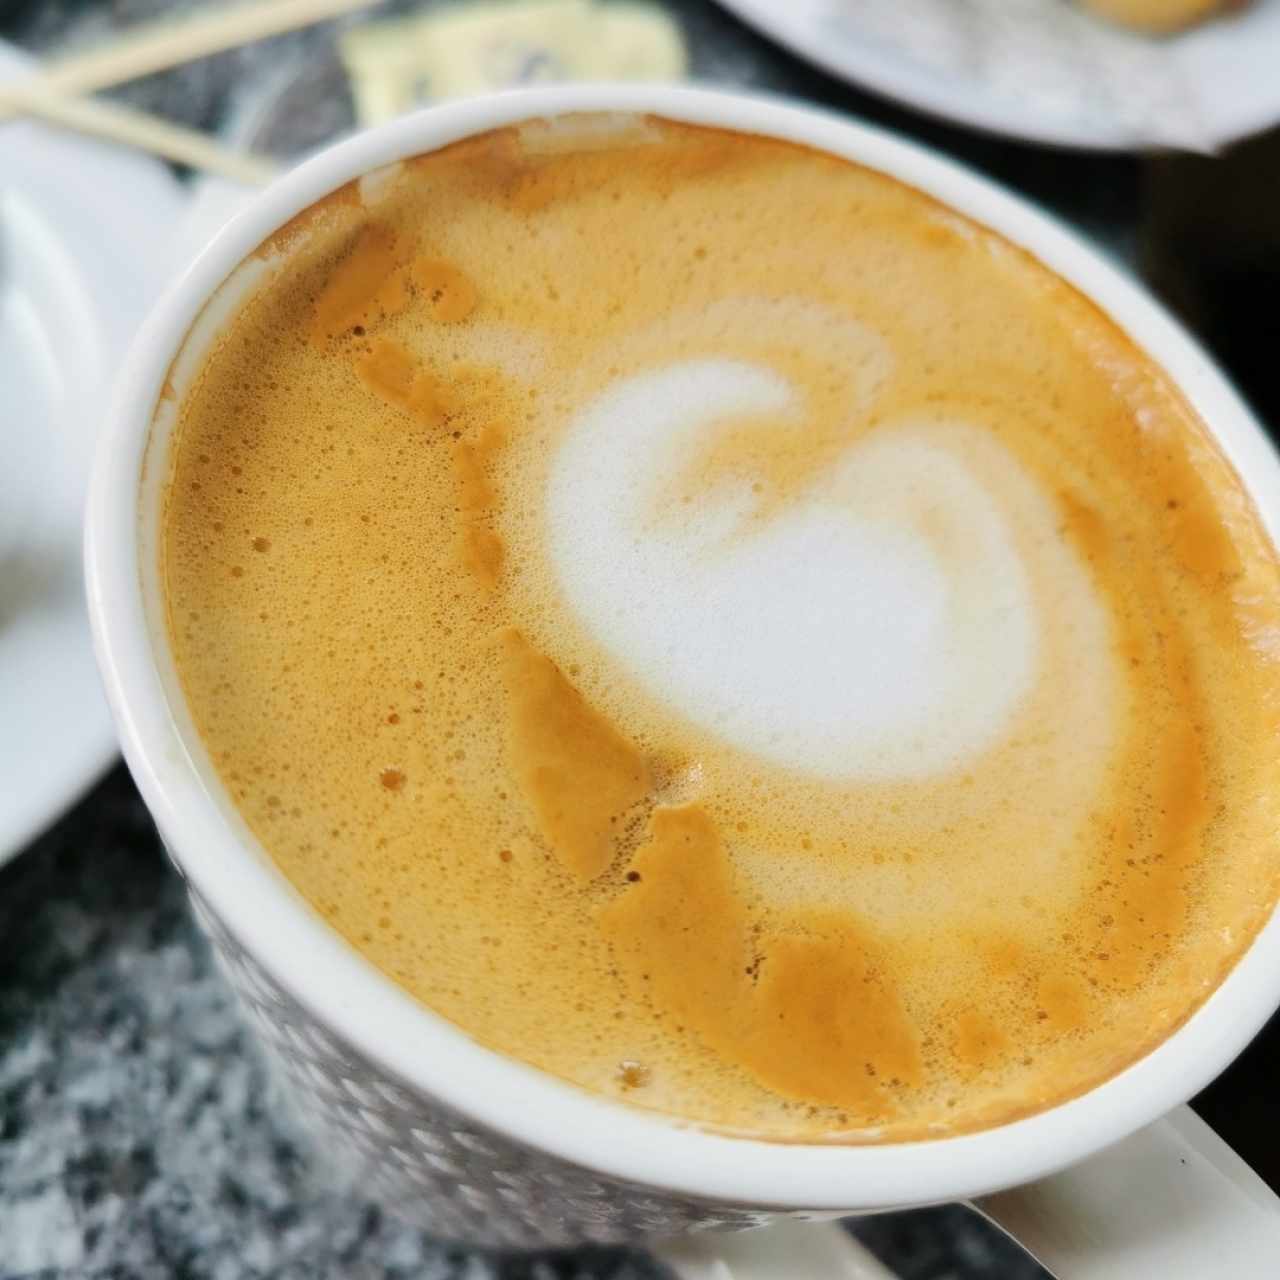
975,1104 -> 1280,1277
652,1219 -> 900,1278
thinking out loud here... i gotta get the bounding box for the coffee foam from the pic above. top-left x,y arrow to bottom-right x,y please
548,354 -> 1046,779
160,115 -> 1280,1141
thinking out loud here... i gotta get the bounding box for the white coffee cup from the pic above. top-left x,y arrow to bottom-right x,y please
85,84 -> 1280,1278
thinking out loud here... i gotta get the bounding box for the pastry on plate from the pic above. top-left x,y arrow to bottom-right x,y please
1081,0 -> 1245,33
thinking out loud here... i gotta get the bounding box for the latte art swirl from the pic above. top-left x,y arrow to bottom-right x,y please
162,115 -> 1280,1141
549,351 -> 1053,780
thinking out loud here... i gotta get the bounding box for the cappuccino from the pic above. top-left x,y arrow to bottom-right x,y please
160,115 -> 1280,1141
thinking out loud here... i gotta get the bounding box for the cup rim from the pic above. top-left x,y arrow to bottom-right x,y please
85,82 -> 1280,1211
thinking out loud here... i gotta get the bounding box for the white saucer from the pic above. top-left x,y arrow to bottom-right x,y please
0,41 -> 186,866
716,0 -> 1280,151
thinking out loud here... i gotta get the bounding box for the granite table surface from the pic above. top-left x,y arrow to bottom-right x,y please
3,1 -> 1280,1277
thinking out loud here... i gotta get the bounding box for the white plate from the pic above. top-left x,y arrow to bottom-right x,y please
716,0 -> 1280,151
0,41 -> 185,865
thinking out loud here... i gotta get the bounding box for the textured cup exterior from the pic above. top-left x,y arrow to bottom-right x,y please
186,886 -> 792,1247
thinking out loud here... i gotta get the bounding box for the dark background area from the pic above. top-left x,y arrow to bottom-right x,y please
2,1 -> 1277,1276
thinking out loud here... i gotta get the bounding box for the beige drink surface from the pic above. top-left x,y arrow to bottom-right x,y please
161,114 -> 1280,1141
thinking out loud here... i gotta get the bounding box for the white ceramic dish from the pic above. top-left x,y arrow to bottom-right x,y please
716,0 -> 1280,151
86,85 -> 1280,1276
0,41 -> 185,865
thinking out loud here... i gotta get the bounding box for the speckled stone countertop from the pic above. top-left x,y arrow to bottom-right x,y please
2,2 -> 1277,1277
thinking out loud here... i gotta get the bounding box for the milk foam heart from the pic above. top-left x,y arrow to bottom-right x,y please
161,113 -> 1280,1144
548,357 -> 1039,780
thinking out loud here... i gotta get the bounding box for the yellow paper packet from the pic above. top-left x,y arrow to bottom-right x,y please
339,0 -> 687,125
